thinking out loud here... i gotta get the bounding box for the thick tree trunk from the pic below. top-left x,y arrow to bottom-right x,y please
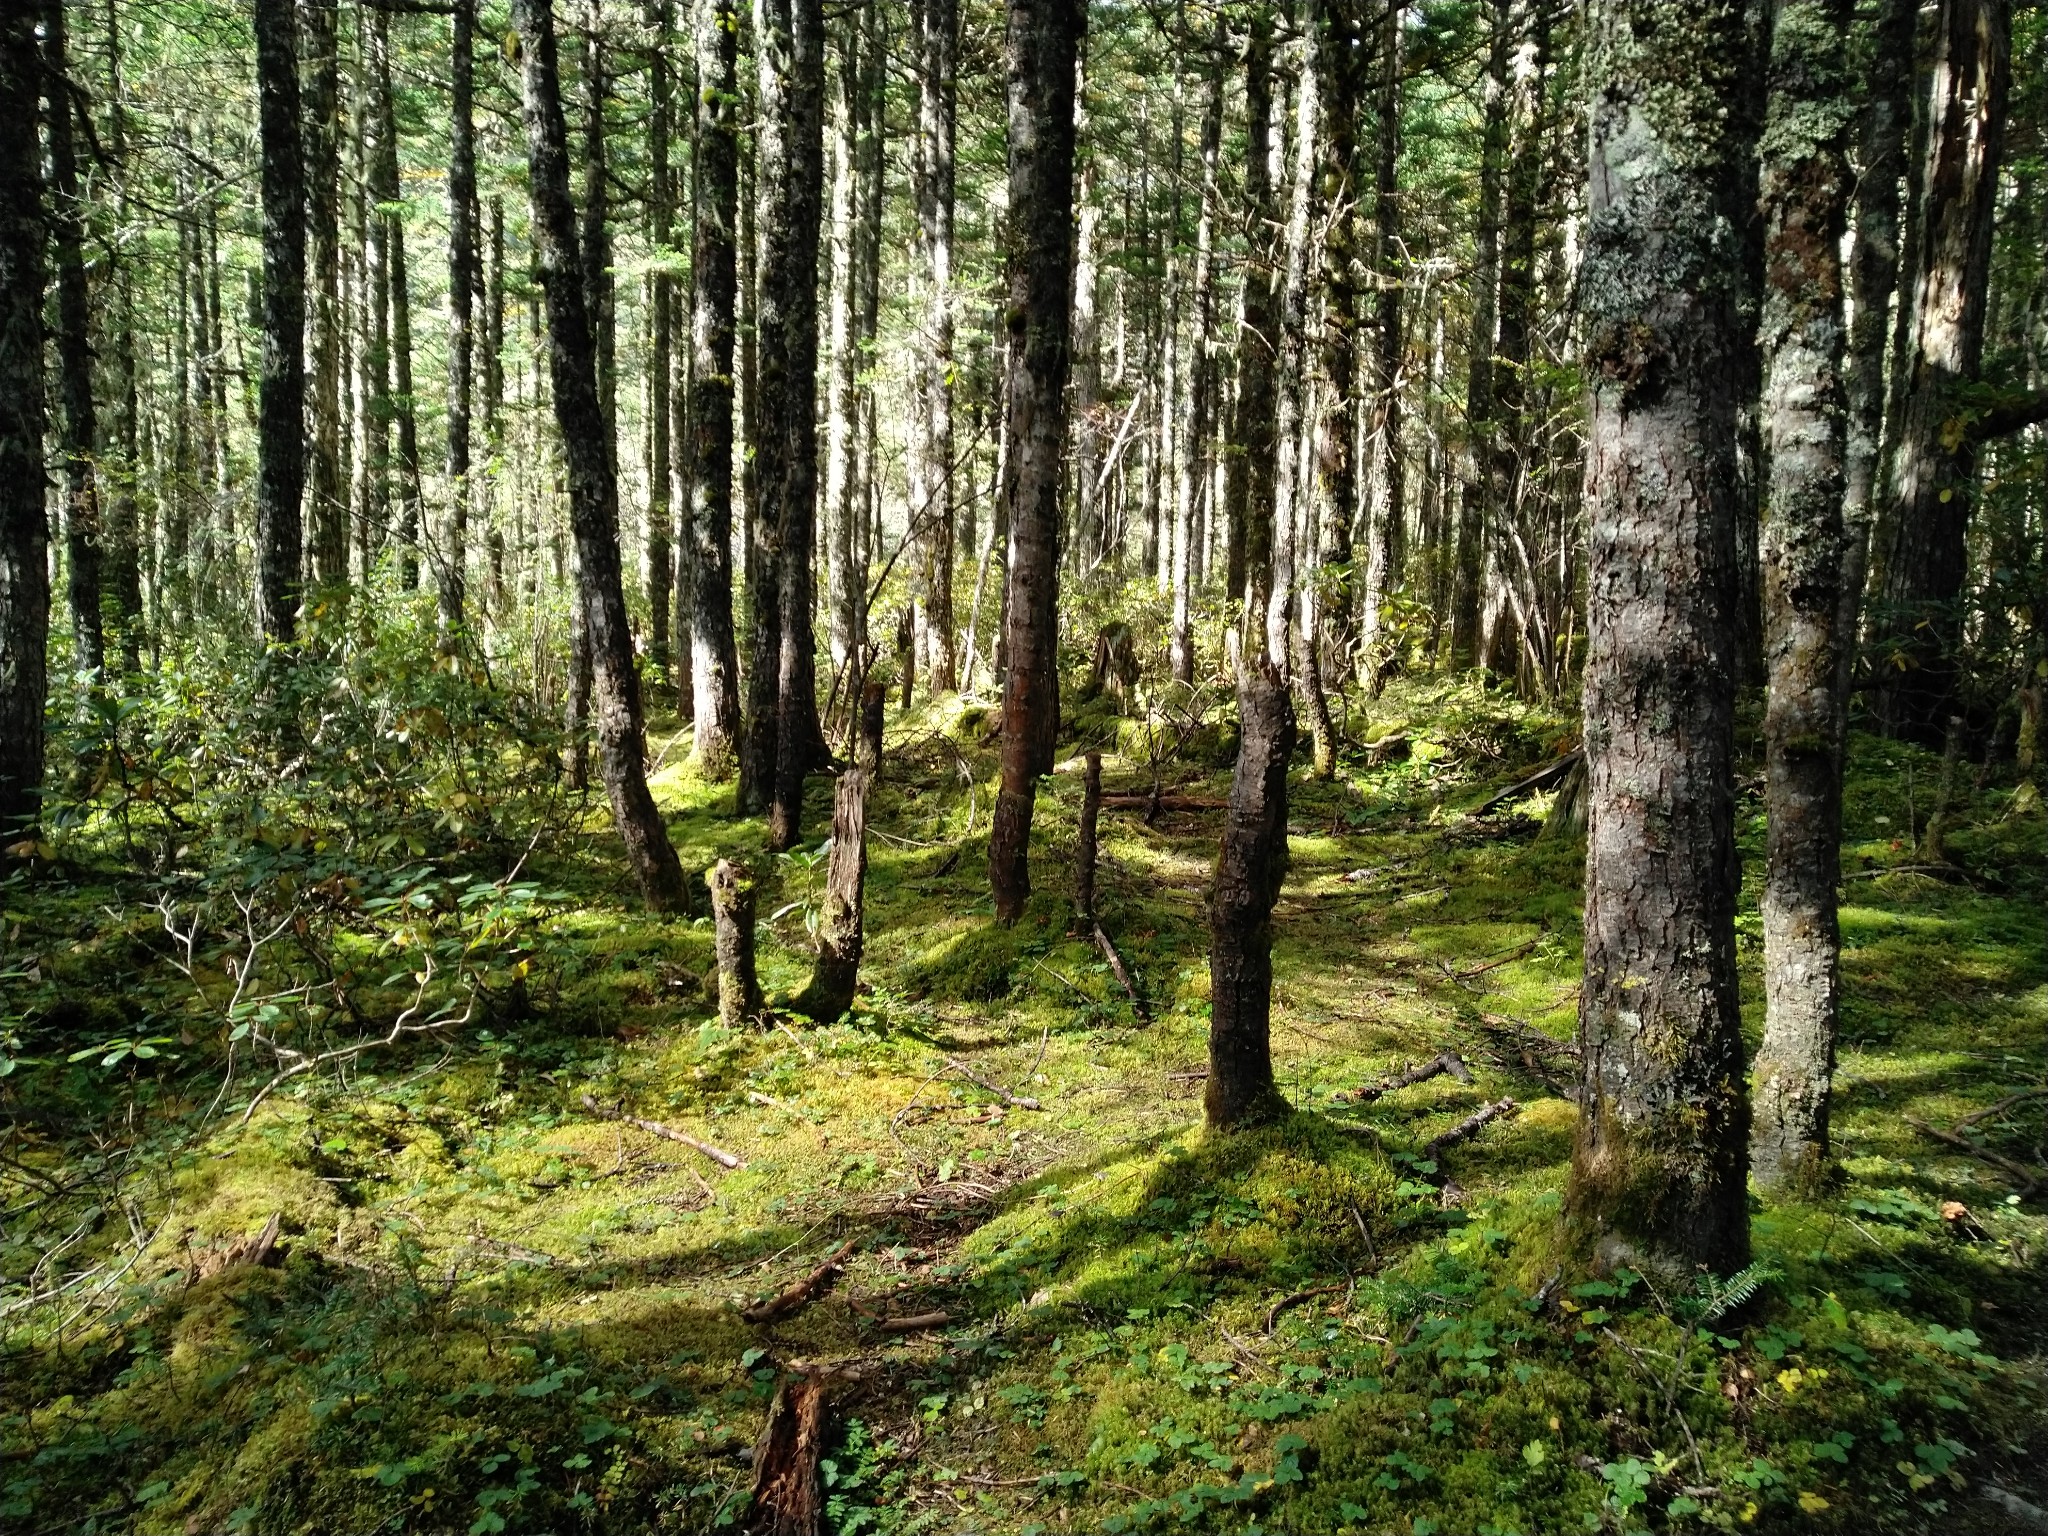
1205,660 -> 1294,1131
1750,0 -> 1854,1196
690,0 -> 743,779
913,0 -> 959,694
1359,0 -> 1405,660
1871,0 -> 2008,744
44,0 -> 105,673
0,8 -> 46,840
987,0 -> 1084,922
1570,0 -> 1755,1278
1224,15 -> 1278,621
759,0 -> 830,849
708,858 -> 764,1025
513,0 -> 690,912
1450,0 -> 1509,670
253,0 -> 306,645
1071,40 -> 1102,570
302,0 -> 347,593
443,0 -> 478,638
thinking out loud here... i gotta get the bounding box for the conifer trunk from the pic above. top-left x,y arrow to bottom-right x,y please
988,0 -> 1084,922
648,0 -> 674,697
443,0 -> 478,637
302,0 -> 348,593
1359,0 -> 1404,658
513,0 -> 690,912
1570,0 -> 1755,1277
1750,0 -> 1854,1195
913,0 -> 959,694
1223,14 -> 1277,621
823,16 -> 862,677
253,0 -> 305,645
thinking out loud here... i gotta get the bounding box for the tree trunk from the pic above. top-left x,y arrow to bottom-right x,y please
1074,748 -> 1101,923
1205,660 -> 1294,1131
647,0 -> 675,698
1359,0 -> 1405,662
689,0 -> 743,779
513,0 -> 690,912
370,5 -> 423,591
1570,0 -> 1754,1278
1224,14 -> 1278,622
44,0 -> 105,674
851,0 -> 884,652
253,0 -> 305,645
1071,39 -> 1102,570
988,0 -> 1084,922
822,14 -> 861,678
1871,0 -> 2009,744
105,1 -> 144,671
0,6 -> 46,840
1750,0 -> 1854,1197
487,196 -> 506,609
708,858 -> 764,1025
1171,59 -> 1223,685
1450,0 -> 1509,670
913,0 -> 959,694
759,0 -> 830,849
794,763 -> 871,1021
1310,0 -> 1359,683
443,0 -> 478,638
302,0 -> 347,594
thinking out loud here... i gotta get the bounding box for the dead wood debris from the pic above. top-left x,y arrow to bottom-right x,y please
742,1237 -> 861,1326
1333,1051 -> 1473,1104
581,1093 -> 745,1170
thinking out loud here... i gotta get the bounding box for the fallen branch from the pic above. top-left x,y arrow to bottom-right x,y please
1474,751 -> 1582,816
945,1058 -> 1043,1111
1446,939 -> 1542,980
1335,1051 -> 1473,1104
1264,1283 -> 1345,1334
1100,793 -> 1228,812
743,1237 -> 861,1325
1905,1116 -> 2042,1196
1424,1098 -> 1520,1159
1952,1087 -> 2048,1133
877,1309 -> 952,1333
581,1093 -> 746,1170
1093,923 -> 1149,1022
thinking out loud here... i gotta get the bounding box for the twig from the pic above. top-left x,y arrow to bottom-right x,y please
1951,1087 -> 2048,1132
1424,1098 -> 1520,1159
742,1236 -> 860,1325
1093,923 -> 1149,1021
1264,1283 -> 1344,1334
1905,1116 -> 2042,1195
1098,793 -> 1227,812
1335,1051 -> 1473,1104
581,1093 -> 745,1170
1445,939 -> 1542,979
945,1057 -> 1043,1111
877,1309 -> 952,1333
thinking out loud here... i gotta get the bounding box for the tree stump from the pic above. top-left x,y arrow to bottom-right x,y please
1206,660 -> 1295,1130
794,765 -> 870,1021
745,1372 -> 831,1536
707,859 -> 763,1026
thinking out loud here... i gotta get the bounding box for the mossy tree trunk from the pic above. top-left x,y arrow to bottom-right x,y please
252,0 -> 304,647
0,5 -> 46,840
1206,660 -> 1294,1131
513,0 -> 690,913
708,858 -> 763,1026
1568,0 -> 1756,1277
988,0 -> 1084,922
1750,0 -> 1855,1196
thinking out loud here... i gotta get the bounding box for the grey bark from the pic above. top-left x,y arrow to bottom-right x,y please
1223,14 -> 1278,619
708,858 -> 764,1025
302,0 -> 348,593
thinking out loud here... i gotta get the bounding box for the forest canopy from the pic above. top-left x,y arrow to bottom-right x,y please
0,0 -> 2044,1531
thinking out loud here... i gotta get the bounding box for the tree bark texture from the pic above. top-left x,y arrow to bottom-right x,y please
648,0 -> 675,693
1570,0 -> 1755,1278
759,0 -> 830,849
254,0 -> 305,645
0,7 -> 46,839
1224,15 -> 1278,621
514,0 -> 690,912
1205,660 -> 1294,1132
1360,0 -> 1405,658
1872,0 -> 2009,744
302,0 -> 348,593
1750,0 -> 1855,1196
443,0 -> 479,636
823,15 -> 861,675
690,0 -> 744,779
912,0 -> 959,694
988,0 -> 1084,923
371,6 -> 423,591
794,765 -> 871,1021
708,857 -> 764,1026
1171,60 -> 1223,685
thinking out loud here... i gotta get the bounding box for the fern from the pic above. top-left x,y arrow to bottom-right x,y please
1690,1261 -> 1783,1325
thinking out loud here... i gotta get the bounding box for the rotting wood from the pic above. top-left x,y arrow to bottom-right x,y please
1093,923 -> 1148,1021
1424,1097 -> 1519,1159
707,859 -> 764,1026
1474,750 -> 1583,816
746,1371 -> 831,1536
742,1236 -> 860,1324
580,1093 -> 745,1170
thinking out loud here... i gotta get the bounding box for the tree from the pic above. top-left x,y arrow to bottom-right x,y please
911,0 -> 959,695
1749,0 -> 1855,1194
987,0 -> 1085,922
1222,12 -> 1278,623
1568,0 -> 1756,1277
253,0 -> 305,646
688,0 -> 744,779
443,0 -> 479,638
0,4 -> 45,839
302,0 -> 347,593
511,0 -> 690,912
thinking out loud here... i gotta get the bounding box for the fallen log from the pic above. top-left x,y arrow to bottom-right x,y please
746,1372 -> 832,1536
1474,751 -> 1583,816
581,1093 -> 745,1170
945,1057 -> 1043,1111
1905,1116 -> 2043,1196
742,1237 -> 861,1325
1100,793 -> 1228,812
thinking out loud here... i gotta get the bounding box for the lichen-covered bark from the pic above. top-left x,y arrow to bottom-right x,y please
1358,0 -> 1405,660
1206,661 -> 1294,1132
1569,0 -> 1755,1278
794,766 -> 870,1021
252,0 -> 305,645
1751,0 -> 1855,1195
0,6 -> 46,840
911,0 -> 959,694
1871,0 -> 2009,744
988,0 -> 1083,922
708,859 -> 764,1027
514,0 -> 689,912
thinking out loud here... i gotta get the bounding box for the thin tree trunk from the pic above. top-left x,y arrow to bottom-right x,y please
1359,0 -> 1405,662
0,6 -> 47,839
106,0 -> 144,670
738,79 -> 778,814
1569,0 -> 1755,1278
648,0 -> 675,699
371,5 -> 422,591
1205,660 -> 1294,1131
1224,14 -> 1278,624
44,0 -> 105,673
1310,0 -> 1359,681
688,0 -> 743,778
1750,0 -> 1854,1196
1871,0 -> 2009,744
823,15 -> 861,677
1171,58 -> 1223,685
302,0 -> 347,594
513,0 -> 690,912
1071,39 -> 1102,570
443,0 -> 478,638
914,0 -> 958,693
988,0 -> 1084,922
1450,0 -> 1509,669
253,0 -> 305,645
487,195 -> 506,608
1075,749 -> 1101,923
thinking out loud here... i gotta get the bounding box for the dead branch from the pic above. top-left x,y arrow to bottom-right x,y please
1335,1051 -> 1473,1103
1264,1283 -> 1345,1334
1474,751 -> 1583,815
580,1093 -> 746,1170
1424,1098 -> 1520,1159
1093,923 -> 1149,1021
742,1237 -> 860,1325
945,1057 -> 1043,1111
1905,1117 -> 2043,1196
877,1310 -> 952,1333
1099,793 -> 1228,812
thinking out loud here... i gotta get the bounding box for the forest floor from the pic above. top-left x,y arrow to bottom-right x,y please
3,674 -> 2046,1536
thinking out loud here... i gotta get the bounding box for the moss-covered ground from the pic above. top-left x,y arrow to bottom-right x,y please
3,675 -> 2044,1535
